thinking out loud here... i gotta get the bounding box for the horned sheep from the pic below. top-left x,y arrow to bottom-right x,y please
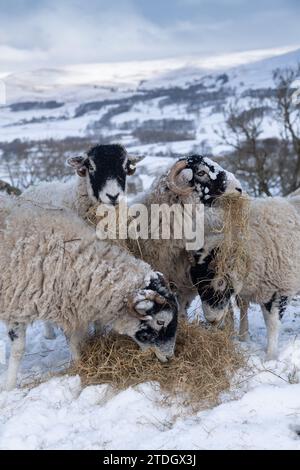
112,155 -> 243,317
0,195 -> 178,391
23,152 -> 243,321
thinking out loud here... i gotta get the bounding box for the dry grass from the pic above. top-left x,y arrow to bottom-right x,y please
71,320 -> 244,411
213,194 -> 251,286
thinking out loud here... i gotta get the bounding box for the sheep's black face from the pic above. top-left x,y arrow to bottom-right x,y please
67,144 -> 140,206
132,275 -> 178,362
86,145 -> 128,205
191,247 -> 234,324
184,155 -> 243,205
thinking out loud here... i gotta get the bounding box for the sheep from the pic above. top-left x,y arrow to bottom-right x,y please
191,195 -> 300,360
234,190 -> 300,343
21,143 -> 143,218
0,179 -> 21,196
150,160 -> 299,357
21,143 -> 142,339
0,194 -> 178,391
103,155 -> 243,318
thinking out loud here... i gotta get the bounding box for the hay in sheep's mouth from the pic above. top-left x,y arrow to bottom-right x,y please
212,194 -> 251,288
87,194 -> 251,283
71,320 -> 244,410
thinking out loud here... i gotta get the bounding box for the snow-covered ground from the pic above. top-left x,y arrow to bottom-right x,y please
1,299 -> 300,450
1,47 -> 300,450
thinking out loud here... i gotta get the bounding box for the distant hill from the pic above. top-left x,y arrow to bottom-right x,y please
0,47 -> 299,157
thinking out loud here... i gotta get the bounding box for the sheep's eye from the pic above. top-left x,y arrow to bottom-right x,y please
157,320 -> 165,326
197,170 -> 206,177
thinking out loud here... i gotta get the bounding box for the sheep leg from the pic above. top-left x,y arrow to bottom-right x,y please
69,330 -> 85,362
223,301 -> 235,334
262,294 -> 288,360
261,298 -> 279,360
44,321 -> 56,340
6,322 -> 26,391
94,320 -> 105,335
237,298 -> 250,342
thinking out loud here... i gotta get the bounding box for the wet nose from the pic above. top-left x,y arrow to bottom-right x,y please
235,187 -> 242,194
106,193 -> 120,205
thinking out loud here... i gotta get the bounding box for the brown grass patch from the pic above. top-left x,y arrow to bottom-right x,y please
72,320 -> 244,411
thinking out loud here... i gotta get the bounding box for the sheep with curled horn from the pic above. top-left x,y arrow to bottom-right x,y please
102,154 -> 243,319
0,194 -> 178,390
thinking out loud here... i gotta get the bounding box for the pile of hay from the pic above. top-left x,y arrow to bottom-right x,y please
72,320 -> 244,410
213,194 -> 251,286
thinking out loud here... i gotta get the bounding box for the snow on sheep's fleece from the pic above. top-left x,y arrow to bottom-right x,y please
1,300 -> 300,450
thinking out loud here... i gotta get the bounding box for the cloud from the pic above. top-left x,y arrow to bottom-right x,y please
0,3 -> 175,71
0,0 -> 299,73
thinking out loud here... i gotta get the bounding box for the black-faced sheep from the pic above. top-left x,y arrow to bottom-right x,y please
0,195 -> 178,390
118,155 -> 243,317
21,143 -> 142,217
21,143 -> 142,339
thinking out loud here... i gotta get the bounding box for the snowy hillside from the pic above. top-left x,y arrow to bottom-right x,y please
1,47 -> 299,156
1,48 -> 300,450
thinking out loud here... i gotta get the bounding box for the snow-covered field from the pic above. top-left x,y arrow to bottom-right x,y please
1,47 -> 300,450
1,299 -> 300,450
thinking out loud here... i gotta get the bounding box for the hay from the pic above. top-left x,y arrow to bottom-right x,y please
212,194 -> 251,288
72,320 -> 244,410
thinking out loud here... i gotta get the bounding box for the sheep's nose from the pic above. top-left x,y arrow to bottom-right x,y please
235,187 -> 242,194
106,193 -> 120,205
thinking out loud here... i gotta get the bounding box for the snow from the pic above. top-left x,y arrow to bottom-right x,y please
1,47 -> 299,146
3,46 -> 298,103
1,46 -> 300,449
1,300 -> 300,450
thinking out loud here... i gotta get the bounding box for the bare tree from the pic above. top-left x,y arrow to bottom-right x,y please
0,138 -> 97,190
216,99 -> 275,196
273,65 -> 300,191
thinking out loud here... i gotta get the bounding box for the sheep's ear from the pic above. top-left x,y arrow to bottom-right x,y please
126,155 -> 145,175
66,156 -> 88,177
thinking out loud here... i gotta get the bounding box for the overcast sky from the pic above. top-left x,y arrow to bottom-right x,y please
0,0 -> 299,73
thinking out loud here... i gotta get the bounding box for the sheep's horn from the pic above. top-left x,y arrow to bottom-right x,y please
166,160 -> 193,196
127,291 -> 167,318
143,291 -> 167,305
